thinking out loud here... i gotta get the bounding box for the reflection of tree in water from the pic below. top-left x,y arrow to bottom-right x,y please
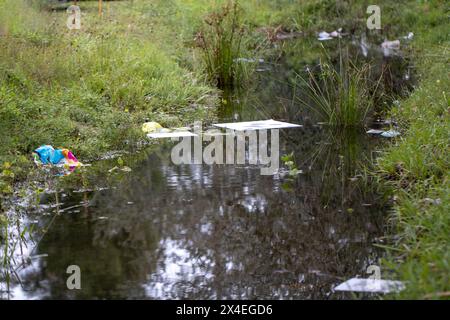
17,187 -> 159,299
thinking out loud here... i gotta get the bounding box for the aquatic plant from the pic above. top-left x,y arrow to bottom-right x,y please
295,53 -> 382,128
195,1 -> 245,88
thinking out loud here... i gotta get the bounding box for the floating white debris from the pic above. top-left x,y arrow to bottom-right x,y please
367,129 -> 401,138
403,32 -> 414,40
256,67 -> 271,72
334,278 -> 405,293
366,129 -> 384,135
147,132 -> 198,139
213,119 -> 302,131
381,39 -> 400,49
381,39 -> 401,56
318,29 -> 343,41
380,130 -> 401,138
330,30 -> 340,37
234,58 -> 265,63
318,31 -> 333,41
359,34 -> 370,57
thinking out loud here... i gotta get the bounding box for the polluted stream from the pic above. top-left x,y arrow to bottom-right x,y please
1,36 -> 414,299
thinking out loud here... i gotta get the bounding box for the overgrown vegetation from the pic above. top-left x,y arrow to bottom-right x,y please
194,1 -> 246,88
295,54 -> 381,128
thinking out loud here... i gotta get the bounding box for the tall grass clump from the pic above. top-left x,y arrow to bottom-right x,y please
194,0 -> 245,88
295,54 -> 381,128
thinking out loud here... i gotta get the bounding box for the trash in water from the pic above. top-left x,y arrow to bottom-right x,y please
381,39 -> 400,49
142,121 -> 163,133
381,39 -> 400,56
33,145 -> 83,176
380,130 -> 401,138
234,58 -> 265,63
213,119 -> 302,131
334,278 -> 405,293
256,67 -> 272,72
403,32 -> 414,40
318,31 -> 333,41
318,28 -> 343,41
366,129 -> 384,135
366,129 -> 401,138
358,34 -> 370,57
147,131 -> 198,139
33,145 -> 81,167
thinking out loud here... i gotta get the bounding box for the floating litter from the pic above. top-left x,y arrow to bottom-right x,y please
381,39 -> 400,56
334,278 -> 405,293
213,119 -> 302,131
147,132 -> 198,139
367,129 -> 401,138
381,39 -> 400,50
318,31 -> 333,41
403,32 -> 414,40
318,29 -> 342,41
380,130 -> 401,138
142,121 -> 163,133
366,129 -> 384,135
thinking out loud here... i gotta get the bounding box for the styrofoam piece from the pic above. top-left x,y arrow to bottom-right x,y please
366,129 -> 384,134
213,119 -> 302,131
380,130 -> 401,138
334,278 -> 405,293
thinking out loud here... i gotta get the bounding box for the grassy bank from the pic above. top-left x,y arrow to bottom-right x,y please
375,13 -> 449,298
0,0 -> 220,196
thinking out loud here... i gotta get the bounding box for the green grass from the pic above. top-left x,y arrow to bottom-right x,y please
0,0 -> 217,184
376,40 -> 449,298
294,53 -> 381,128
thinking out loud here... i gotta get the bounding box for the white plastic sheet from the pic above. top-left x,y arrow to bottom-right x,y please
213,119 -> 302,131
334,278 -> 405,293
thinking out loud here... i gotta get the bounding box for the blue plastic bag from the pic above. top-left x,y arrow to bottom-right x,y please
34,145 -> 65,165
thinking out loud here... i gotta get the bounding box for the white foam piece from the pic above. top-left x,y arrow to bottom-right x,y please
381,130 -> 401,138
366,129 -> 384,134
334,278 -> 405,293
147,132 -> 198,139
213,119 -> 302,131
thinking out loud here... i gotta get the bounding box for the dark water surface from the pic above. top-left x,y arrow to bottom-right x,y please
2,38 -> 413,299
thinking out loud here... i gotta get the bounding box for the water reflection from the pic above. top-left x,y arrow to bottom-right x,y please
8,125 -> 386,299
